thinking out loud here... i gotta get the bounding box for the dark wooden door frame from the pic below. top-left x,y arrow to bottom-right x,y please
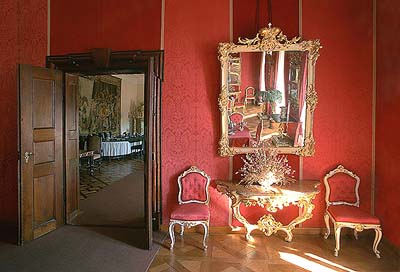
46,49 -> 163,247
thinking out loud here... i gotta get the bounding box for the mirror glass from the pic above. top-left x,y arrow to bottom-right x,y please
227,51 -> 307,148
218,27 -> 321,156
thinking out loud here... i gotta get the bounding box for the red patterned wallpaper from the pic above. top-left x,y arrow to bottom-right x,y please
302,0 -> 373,227
162,0 -> 230,226
51,0 -> 161,54
48,0 -> 378,232
233,0 -> 299,42
0,0 -> 47,224
376,0 -> 400,248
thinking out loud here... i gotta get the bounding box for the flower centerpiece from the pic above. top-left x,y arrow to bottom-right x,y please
237,145 -> 295,191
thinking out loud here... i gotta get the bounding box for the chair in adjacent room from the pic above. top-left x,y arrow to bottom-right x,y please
244,86 -> 256,105
86,135 -> 102,174
323,164 -> 382,258
169,166 -> 211,250
131,140 -> 143,159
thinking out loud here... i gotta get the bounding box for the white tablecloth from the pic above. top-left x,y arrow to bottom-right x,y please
101,141 -> 132,157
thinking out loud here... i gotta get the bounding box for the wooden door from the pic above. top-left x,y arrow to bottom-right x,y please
18,64 -> 63,243
65,74 -> 80,223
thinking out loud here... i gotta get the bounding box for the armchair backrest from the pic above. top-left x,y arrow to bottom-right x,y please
245,86 -> 255,97
87,135 -> 102,154
178,166 -> 211,205
229,112 -> 244,125
323,165 -> 360,207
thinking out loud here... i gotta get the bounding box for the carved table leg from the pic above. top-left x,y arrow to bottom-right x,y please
279,197 -> 316,242
232,202 -> 258,242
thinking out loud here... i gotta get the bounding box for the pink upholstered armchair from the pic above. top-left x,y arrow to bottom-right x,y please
229,112 -> 244,127
228,112 -> 245,132
323,165 -> 382,258
169,166 -> 211,250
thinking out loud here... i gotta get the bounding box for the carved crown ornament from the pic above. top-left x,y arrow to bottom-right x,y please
217,26 -> 322,157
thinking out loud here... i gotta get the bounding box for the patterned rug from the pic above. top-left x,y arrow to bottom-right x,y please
80,157 -> 144,199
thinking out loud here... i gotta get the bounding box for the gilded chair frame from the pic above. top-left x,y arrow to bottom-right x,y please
323,165 -> 382,258
169,166 -> 211,250
244,86 -> 256,105
218,26 -> 321,156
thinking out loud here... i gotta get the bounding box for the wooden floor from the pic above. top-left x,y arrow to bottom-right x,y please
149,232 -> 399,272
80,157 -> 144,199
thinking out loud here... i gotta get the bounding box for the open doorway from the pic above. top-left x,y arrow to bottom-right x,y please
72,74 -> 145,228
43,49 -> 163,249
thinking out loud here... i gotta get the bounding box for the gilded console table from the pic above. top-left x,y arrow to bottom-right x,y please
216,180 -> 320,242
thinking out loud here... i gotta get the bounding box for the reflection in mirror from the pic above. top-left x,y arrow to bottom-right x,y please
218,26 -> 321,157
227,51 -> 307,149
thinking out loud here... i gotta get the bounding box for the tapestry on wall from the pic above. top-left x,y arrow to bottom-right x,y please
79,75 -> 121,136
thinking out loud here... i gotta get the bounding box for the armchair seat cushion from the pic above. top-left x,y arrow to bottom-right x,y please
328,205 -> 380,225
170,203 -> 210,221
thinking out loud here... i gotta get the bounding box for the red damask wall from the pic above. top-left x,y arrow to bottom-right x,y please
50,1 -> 376,230
375,0 -> 400,248
302,0 -> 374,227
50,0 -> 161,54
161,0 -> 230,226
0,0 -> 48,224
1,0 -> 395,243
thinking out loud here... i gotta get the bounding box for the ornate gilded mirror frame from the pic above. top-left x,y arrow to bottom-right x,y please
218,27 -> 321,156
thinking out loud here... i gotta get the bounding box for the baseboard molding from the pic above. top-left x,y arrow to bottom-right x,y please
160,224 -> 324,235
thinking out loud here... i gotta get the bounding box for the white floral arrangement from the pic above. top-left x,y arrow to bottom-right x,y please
237,146 -> 295,190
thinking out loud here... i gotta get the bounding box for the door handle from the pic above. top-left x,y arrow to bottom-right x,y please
24,152 -> 33,163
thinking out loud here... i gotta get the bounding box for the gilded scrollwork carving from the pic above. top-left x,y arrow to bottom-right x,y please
296,136 -> 315,156
218,26 -> 321,157
216,180 -> 320,243
218,87 -> 228,113
257,214 -> 283,236
306,84 -> 318,113
218,135 -> 237,157
302,40 -> 322,65
238,27 -> 301,52
218,42 -> 238,63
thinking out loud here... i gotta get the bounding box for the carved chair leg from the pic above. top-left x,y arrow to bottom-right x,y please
373,227 -> 382,258
353,229 -> 359,240
180,225 -> 185,236
201,222 -> 209,250
324,213 -> 331,239
334,225 -> 342,257
169,222 -> 176,250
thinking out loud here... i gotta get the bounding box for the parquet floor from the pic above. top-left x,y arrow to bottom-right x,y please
149,232 -> 399,272
80,157 -> 144,199
238,103 -> 281,140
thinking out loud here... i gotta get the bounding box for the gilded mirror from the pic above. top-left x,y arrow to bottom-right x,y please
218,26 -> 321,156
